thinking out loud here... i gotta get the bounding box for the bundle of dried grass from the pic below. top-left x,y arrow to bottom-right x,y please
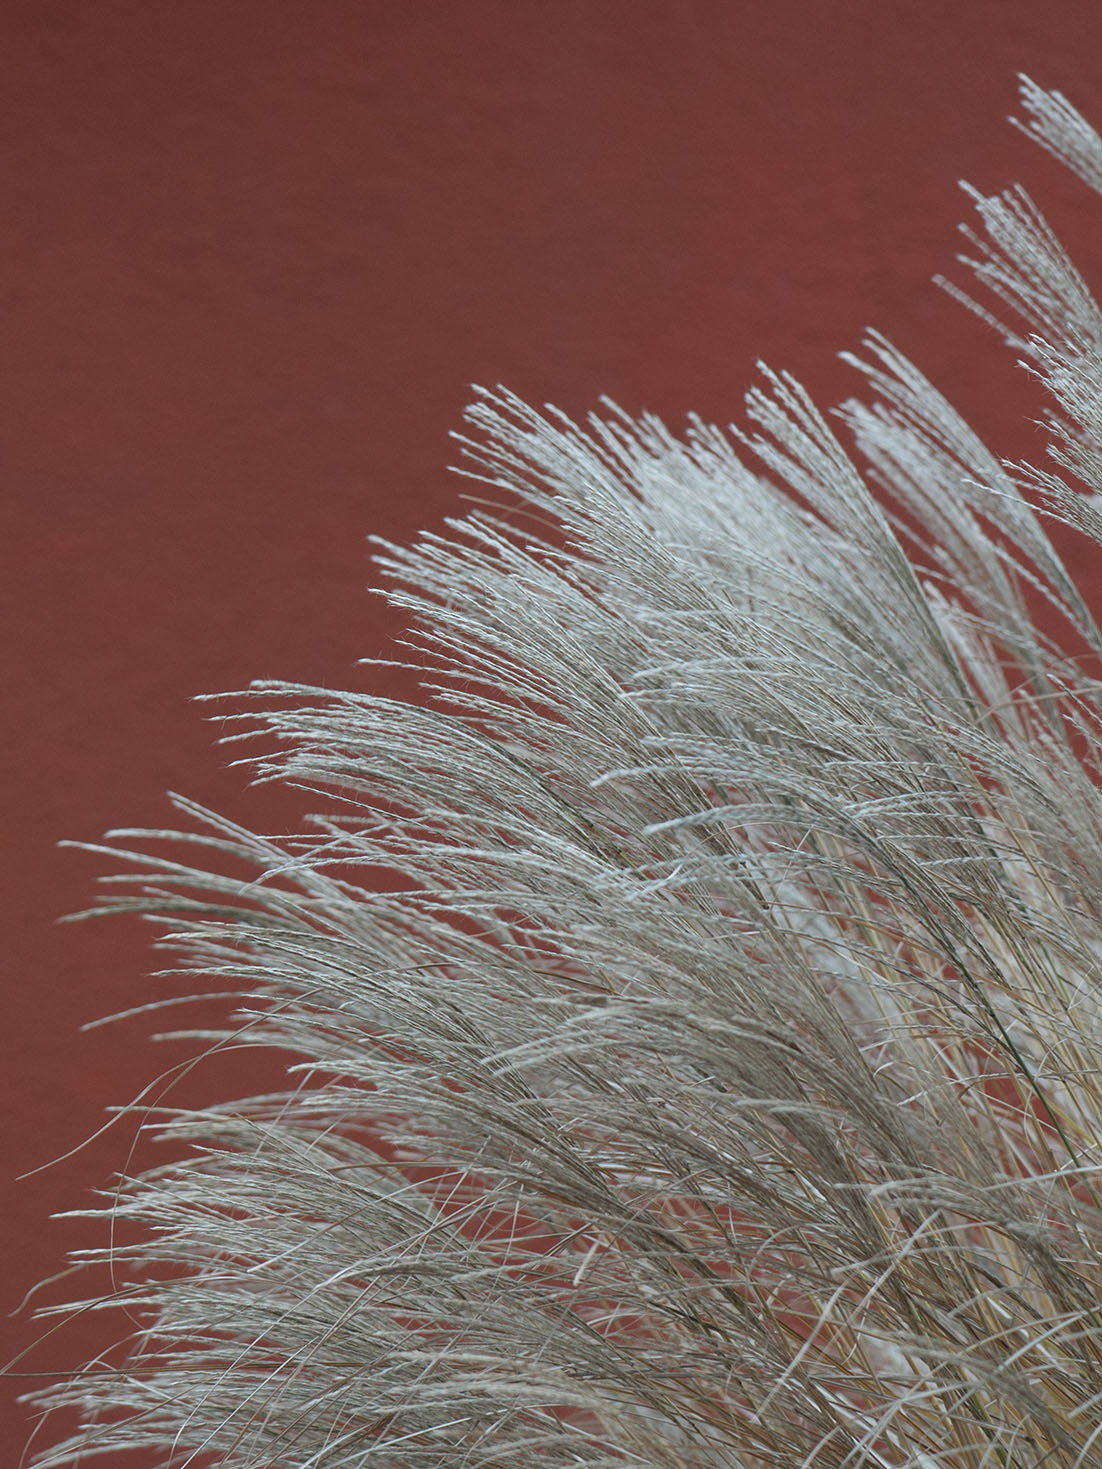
23,79 -> 1102,1466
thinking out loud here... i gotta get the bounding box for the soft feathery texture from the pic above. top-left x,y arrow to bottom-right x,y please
23,80 -> 1102,1466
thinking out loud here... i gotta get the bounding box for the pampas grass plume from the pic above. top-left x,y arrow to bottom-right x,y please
21,78 -> 1102,1466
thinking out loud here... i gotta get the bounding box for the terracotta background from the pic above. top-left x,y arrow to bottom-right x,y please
6,1 -> 1102,1458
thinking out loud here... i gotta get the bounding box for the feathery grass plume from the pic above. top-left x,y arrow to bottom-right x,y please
22,77 -> 1102,1466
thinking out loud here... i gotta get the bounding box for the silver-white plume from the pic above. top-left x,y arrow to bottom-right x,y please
24,79 -> 1102,1467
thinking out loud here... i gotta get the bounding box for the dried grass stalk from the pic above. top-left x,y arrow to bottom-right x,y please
22,78 -> 1102,1467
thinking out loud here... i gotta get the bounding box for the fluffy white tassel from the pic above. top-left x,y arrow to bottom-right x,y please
24,78 -> 1102,1466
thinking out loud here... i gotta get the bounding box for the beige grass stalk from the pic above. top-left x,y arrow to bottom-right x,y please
21,78 -> 1102,1466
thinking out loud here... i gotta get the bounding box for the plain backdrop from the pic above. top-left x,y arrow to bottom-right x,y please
6,1 -> 1102,1458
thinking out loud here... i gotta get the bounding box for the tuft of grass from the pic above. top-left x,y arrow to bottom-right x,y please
21,78 -> 1102,1466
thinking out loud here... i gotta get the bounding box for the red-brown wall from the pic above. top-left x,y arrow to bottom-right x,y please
6,2 -> 1102,1458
